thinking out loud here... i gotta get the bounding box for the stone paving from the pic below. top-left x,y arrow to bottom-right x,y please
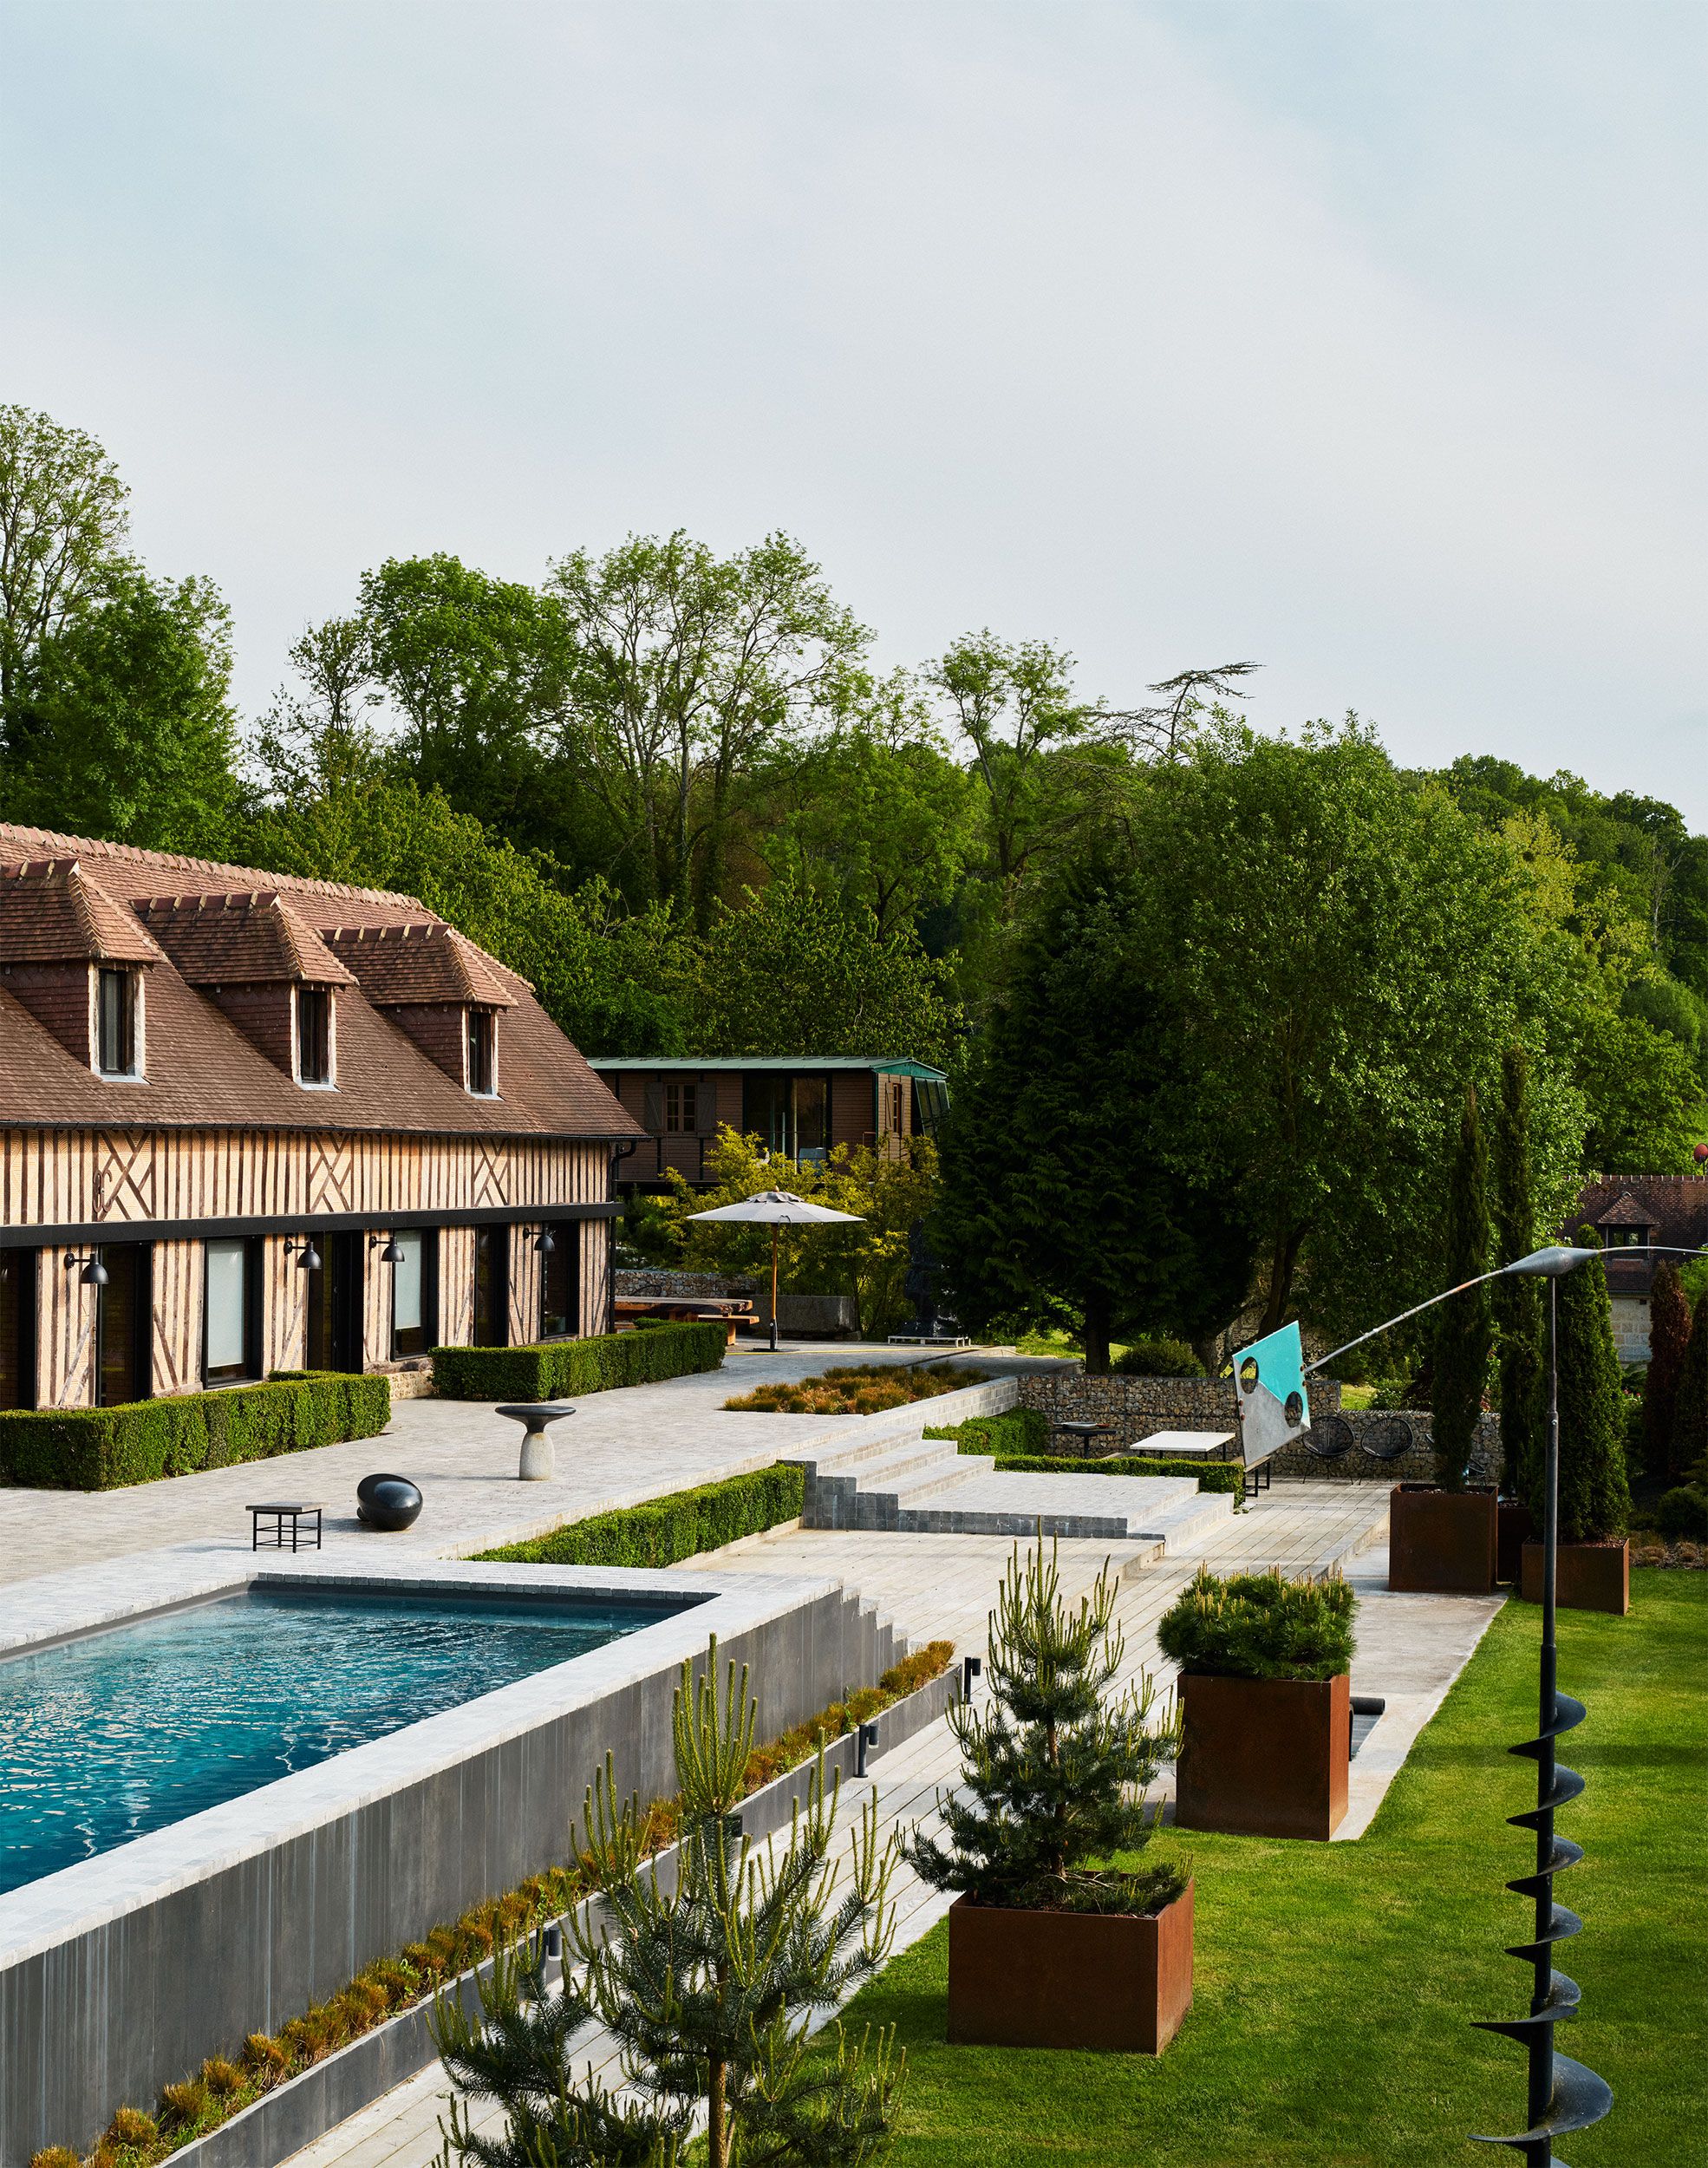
0,1343 -> 991,1590
279,1479 -> 1509,2168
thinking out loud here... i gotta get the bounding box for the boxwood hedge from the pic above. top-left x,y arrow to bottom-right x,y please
476,1460 -> 805,1569
0,1370 -> 391,1492
432,1322 -> 727,1401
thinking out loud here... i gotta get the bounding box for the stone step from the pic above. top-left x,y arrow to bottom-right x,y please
885,1470 -> 1203,1543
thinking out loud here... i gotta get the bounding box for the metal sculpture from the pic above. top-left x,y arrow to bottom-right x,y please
1471,1274 -> 1611,2165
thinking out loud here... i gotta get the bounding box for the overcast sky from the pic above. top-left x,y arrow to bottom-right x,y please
3,3 -> 1703,817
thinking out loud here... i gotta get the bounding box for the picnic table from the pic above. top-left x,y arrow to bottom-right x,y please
1133,1427 -> 1270,1499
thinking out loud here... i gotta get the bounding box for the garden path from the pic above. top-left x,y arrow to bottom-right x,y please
281,1481 -> 1507,2168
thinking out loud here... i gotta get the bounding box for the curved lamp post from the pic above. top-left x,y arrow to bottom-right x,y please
1294,1245 -> 1615,2164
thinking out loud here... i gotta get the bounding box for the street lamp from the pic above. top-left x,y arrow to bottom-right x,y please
1291,1245 -> 1612,2163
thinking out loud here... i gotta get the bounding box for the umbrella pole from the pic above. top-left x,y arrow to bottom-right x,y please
770,1226 -> 779,1352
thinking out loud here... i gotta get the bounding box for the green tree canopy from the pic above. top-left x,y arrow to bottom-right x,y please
0,403 -> 130,704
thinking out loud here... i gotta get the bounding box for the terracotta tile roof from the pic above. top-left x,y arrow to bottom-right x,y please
0,859 -> 165,966
323,923 -> 517,1008
0,823 -> 640,1141
1570,1174 -> 1708,1296
1594,1191 -> 1657,1226
134,892 -> 356,987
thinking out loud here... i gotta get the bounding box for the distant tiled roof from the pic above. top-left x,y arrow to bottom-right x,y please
134,892 -> 356,987
0,823 -> 638,1141
1595,1191 -> 1656,1227
0,859 -> 165,966
324,923 -> 517,1008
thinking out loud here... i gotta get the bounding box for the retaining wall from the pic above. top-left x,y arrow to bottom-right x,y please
1274,1408 -> 1503,1484
1014,1369 -> 1343,1443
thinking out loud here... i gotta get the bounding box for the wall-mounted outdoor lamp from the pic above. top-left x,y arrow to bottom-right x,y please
534,1226 -> 557,1257
284,1235 -> 322,1272
64,1251 -> 108,1288
371,1233 -> 406,1266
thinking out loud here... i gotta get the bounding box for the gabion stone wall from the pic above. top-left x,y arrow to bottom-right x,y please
1014,1370 -> 1342,1454
616,1268 -> 756,1299
1272,1408 -> 1503,1484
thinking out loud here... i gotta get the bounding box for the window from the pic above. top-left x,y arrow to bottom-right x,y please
665,1080 -> 697,1133
204,1238 -> 256,1384
539,1226 -> 575,1340
0,1250 -> 36,1411
889,1080 -> 906,1136
1606,1227 -> 1646,1248
96,968 -> 138,1075
466,1009 -> 496,1094
390,1229 -> 437,1356
98,1244 -> 151,1405
306,1233 -> 362,1373
297,987 -> 332,1084
473,1225 -> 508,1347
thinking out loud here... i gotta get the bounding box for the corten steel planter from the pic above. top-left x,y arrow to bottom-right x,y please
1496,1499 -> 1534,1584
1387,1483 -> 1497,1594
1521,1538 -> 1630,1616
1174,1673 -> 1350,1841
945,1879 -> 1193,2054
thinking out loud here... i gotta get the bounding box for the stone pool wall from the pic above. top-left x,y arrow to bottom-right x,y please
0,1561 -> 891,2167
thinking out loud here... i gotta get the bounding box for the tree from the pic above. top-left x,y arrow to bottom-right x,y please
688,872 -> 959,1067
1490,1047 -> 1545,1498
930,852 -> 1255,1373
1432,1085 -> 1491,1492
550,532 -> 868,919
1644,1262 -> 1692,1483
1535,1231 -> 1631,1544
1672,1288 -> 1708,1482
1120,719 -> 1587,1341
0,566 -> 239,855
905,1539 -> 1179,1913
0,404 -> 129,706
435,1644 -> 906,2168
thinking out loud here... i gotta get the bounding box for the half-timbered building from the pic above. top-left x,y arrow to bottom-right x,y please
0,825 -> 641,1408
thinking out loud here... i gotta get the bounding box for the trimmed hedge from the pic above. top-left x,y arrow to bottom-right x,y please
432,1322 -> 727,1401
477,1461 -> 805,1569
925,1407 -> 1049,1456
993,1451 -> 1245,1496
0,1370 -> 391,1492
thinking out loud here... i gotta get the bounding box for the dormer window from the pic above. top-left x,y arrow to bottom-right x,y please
466,1008 -> 497,1096
297,986 -> 334,1086
96,968 -> 140,1077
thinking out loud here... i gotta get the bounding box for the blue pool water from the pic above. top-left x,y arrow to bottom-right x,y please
0,1585 -> 694,1894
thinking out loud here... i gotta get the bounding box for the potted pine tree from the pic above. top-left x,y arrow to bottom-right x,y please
907,1540 -> 1190,2054
1521,1231 -> 1633,1614
1490,1048 -> 1542,1580
1390,1083 -> 1498,1593
1158,1568 -> 1357,1839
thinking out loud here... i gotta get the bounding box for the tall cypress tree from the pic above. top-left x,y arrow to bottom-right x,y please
1673,1287 -> 1708,1479
1432,1083 -> 1491,1492
1644,1261 -> 1692,1481
1535,1229 -> 1631,1544
1489,1046 -> 1544,1499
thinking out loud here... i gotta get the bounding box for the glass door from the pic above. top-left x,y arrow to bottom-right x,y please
0,1251 -> 35,1411
96,1244 -> 151,1406
473,1226 -> 508,1346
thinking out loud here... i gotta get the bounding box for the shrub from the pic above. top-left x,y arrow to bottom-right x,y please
1529,1230 -> 1630,1544
987,1450 -> 1245,1497
0,1371 -> 390,1491
1112,1336 -> 1205,1378
432,1322 -> 725,1401
1157,1567 -> 1356,1682
1658,1485 -> 1708,1541
477,1462 -> 805,1569
925,1407 -> 1049,1456
724,1361 -> 982,1414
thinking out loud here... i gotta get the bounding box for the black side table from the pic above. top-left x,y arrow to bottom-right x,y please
249,1502 -> 324,1551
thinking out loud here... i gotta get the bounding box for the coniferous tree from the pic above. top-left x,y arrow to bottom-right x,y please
1672,1287 -> 1708,1481
1644,1261 -> 1692,1481
906,1540 -> 1180,1914
434,1642 -> 904,2168
1432,1084 -> 1491,1492
1534,1230 -> 1631,1544
1489,1046 -> 1545,1497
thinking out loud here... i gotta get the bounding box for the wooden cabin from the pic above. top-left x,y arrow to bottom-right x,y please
589,1056 -> 949,1190
0,826 -> 642,1408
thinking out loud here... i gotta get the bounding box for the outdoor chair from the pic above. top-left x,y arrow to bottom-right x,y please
1359,1414 -> 1415,1463
1302,1415 -> 1356,1462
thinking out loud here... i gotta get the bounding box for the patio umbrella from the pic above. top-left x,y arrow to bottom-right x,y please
686,1189 -> 864,1351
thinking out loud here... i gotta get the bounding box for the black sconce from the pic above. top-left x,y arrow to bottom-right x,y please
534,1226 -> 557,1256
65,1251 -> 108,1288
371,1233 -> 406,1266
284,1235 -> 322,1272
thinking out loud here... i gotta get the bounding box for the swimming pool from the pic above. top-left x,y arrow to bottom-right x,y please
0,1584 -> 696,1893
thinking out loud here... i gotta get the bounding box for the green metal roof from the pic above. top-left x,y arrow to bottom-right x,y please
589,1055 -> 949,1082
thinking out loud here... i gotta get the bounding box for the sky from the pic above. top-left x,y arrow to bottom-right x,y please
3,2 -> 1704,816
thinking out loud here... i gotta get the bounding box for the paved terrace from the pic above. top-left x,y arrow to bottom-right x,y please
0,1342 -> 1004,1590
282,1489 -> 1506,2168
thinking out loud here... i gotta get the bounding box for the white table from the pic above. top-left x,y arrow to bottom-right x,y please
1134,1430 -> 1235,1459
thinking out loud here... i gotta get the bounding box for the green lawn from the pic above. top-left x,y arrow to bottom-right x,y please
842,1570 -> 1705,2166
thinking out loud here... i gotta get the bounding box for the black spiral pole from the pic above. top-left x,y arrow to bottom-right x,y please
1472,1273 -> 1611,2165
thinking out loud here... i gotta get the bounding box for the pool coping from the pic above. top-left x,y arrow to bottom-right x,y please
0,1551 -> 844,1970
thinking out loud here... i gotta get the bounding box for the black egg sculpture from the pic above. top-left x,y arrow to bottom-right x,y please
356,1473 -> 423,1531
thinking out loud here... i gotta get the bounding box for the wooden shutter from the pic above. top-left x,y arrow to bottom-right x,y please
642,1076 -> 663,1133
695,1073 -> 716,1133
